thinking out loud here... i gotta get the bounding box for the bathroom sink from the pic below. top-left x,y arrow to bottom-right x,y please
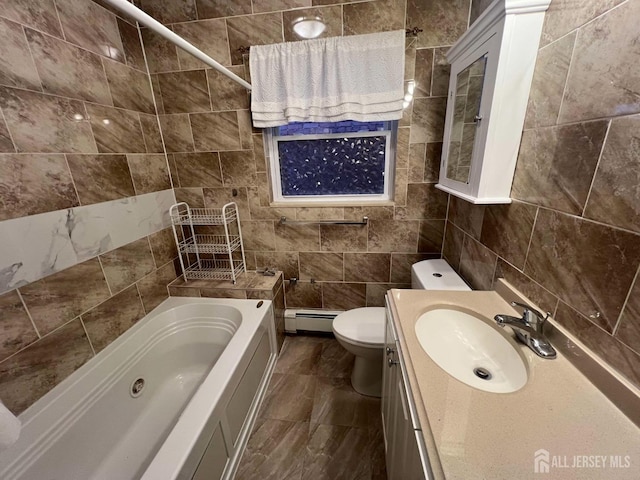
414,309 -> 527,393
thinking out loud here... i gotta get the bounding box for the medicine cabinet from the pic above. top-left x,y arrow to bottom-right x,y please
436,0 -> 551,204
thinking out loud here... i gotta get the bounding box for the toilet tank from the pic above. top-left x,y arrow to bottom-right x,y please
411,259 -> 471,291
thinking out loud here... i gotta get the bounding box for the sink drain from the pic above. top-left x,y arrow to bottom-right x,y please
130,378 -> 145,397
473,367 -> 492,380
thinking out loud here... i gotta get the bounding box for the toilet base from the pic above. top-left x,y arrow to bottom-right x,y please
351,355 -> 382,397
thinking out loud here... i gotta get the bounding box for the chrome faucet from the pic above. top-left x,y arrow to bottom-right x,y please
494,301 -> 557,359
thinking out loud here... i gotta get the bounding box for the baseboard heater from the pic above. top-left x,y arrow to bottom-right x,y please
284,309 -> 344,333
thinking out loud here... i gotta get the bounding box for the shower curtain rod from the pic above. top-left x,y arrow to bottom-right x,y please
103,0 -> 252,90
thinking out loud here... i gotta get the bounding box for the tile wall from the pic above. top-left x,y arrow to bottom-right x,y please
443,0 -> 640,389
0,0 -> 179,414
138,0 -> 476,310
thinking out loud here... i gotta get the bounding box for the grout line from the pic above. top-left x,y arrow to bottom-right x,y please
79,317 -> 97,357
0,105 -> 18,153
16,289 -> 41,338
20,25 -> 45,93
135,282 -> 148,315
521,207 -> 539,272
612,262 -> 640,337
99,56 -> 116,108
63,153 -> 82,205
125,154 -> 140,195
581,120 -> 611,217
97,255 -> 114,297
441,194 -> 450,258
50,0 -> 67,42
554,28 -> 578,125
147,234 -> 158,269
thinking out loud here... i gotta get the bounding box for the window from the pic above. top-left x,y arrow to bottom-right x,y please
265,120 -> 397,204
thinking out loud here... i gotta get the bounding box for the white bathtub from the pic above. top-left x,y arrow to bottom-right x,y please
0,297 -> 277,480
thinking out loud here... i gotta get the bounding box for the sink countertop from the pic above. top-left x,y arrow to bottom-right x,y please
387,288 -> 640,480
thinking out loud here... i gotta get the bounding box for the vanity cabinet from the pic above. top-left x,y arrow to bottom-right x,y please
382,301 -> 430,480
436,0 -> 551,204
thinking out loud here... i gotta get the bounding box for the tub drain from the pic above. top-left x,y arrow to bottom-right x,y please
473,367 -> 492,380
130,378 -> 145,397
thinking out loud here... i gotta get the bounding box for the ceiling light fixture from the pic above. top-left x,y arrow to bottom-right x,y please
292,16 -> 326,39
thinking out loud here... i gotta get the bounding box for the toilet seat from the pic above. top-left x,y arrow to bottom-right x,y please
332,307 -> 386,347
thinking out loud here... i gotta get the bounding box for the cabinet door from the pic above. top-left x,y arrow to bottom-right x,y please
381,314 -> 396,450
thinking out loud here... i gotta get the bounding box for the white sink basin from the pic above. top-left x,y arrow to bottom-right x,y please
415,308 -> 528,393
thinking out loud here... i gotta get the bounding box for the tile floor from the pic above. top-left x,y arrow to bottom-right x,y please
236,334 -> 387,480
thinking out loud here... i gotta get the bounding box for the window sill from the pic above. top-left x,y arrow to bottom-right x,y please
269,200 -> 396,208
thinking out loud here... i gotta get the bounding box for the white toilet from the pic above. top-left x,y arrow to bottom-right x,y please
332,259 -> 471,397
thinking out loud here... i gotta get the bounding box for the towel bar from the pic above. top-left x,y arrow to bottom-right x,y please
279,216 -> 368,226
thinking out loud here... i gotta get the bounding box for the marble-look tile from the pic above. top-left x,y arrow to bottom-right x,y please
366,283 -> 409,308
302,423 -> 372,480
235,418 -> 308,480
0,153 -> 78,221
240,221 -> 277,251
320,225 -> 367,252
0,319 -> 93,414
524,32 -> 575,129
431,48 -> 450,97
117,18 -> 146,72
410,97 -> 447,143
127,154 -> 171,195
0,0 -> 62,38
275,223 -> 320,251
395,127 -> 410,169
136,260 -> 176,312
584,115 -> 640,233
199,288 -> 243,299
442,221 -> 464,270
159,114 -> 194,153
418,219 -> 444,253
253,0 -> 311,13
220,150 -> 257,186
207,67 -> 249,111
414,49 -> 433,98
554,302 -> 640,387
0,289 -> 38,361
540,0 -> 624,47
19,258 -> 110,335
616,276 -> 640,355
343,0 -> 404,36
227,13 -> 284,65
191,111 -> 242,151
100,237 -> 157,293
25,28 -> 111,105
149,75 -> 164,114
393,170 -> 407,205
405,37 -> 416,82
204,186 -> 251,219
408,143 -> 426,182
311,376 -> 378,429
0,116 -> 14,152
558,0 -> 640,123
525,209 -> 640,332
296,208 -> 344,221
469,0 -> 493,26
407,0 -> 469,48
512,121 -> 608,215
0,88 -> 96,153
344,206 -> 394,221
81,285 -> 144,352
237,109 -> 253,149
390,253 -> 434,284
0,18 -> 42,90
139,0 -> 196,23
140,28 -> 179,74
260,372 -> 316,422
103,58 -> 155,114
480,202 -> 537,270
195,0 -> 252,19
173,152 -> 222,188
368,219 -> 419,253
459,235 -> 497,290
148,228 -> 177,267
424,142 -> 442,182
55,0 -> 124,62
283,6 -> 342,42
317,339 -> 353,378
139,114 -> 164,154
169,286 -> 201,297
275,337 -> 322,375
255,252 -> 299,280
395,183 -> 448,220
299,252 -> 343,281
172,19 -> 230,69
493,259 -> 558,316
285,281 -> 322,308
447,195 -> 485,239
322,282 -> 366,310
175,187 -> 204,207
86,104 -> 146,153
66,154 -> 135,204
158,70 -> 211,114
344,253 -> 390,283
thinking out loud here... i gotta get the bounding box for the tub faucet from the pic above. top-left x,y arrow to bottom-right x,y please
494,301 -> 556,359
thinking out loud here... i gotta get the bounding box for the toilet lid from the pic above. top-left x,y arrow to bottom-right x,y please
332,307 -> 386,346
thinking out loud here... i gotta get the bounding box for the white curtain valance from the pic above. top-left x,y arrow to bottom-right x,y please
249,30 -> 406,128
